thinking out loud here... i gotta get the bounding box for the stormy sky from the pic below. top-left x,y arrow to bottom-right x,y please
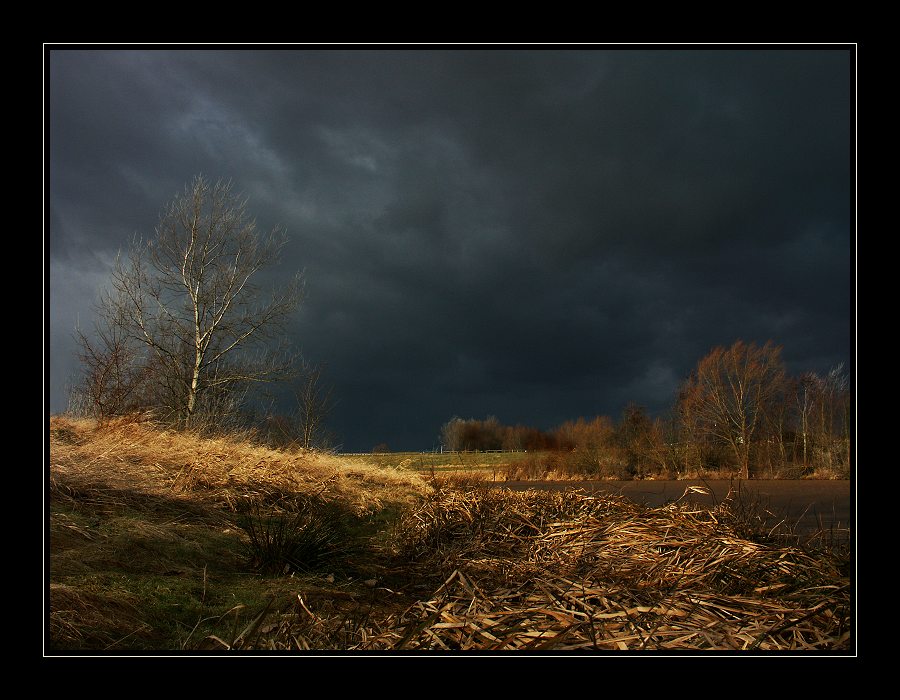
46,48 -> 854,451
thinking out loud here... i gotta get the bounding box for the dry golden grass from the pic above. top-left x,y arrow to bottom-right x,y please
47,415 -> 434,651
49,415 -> 432,516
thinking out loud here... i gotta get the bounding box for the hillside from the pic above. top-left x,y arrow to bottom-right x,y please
47,415 -> 432,650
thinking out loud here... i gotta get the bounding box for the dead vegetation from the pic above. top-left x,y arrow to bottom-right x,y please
224,485 -> 849,651
49,415 -> 430,515
377,485 -> 849,650
47,416 -> 852,653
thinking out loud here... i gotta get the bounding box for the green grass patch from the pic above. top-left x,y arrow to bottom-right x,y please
48,494 -> 392,651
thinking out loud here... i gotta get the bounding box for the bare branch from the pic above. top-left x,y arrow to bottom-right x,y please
74,175 -> 304,427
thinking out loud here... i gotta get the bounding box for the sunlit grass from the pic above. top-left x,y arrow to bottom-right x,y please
353,450 -> 527,470
48,415 -> 431,651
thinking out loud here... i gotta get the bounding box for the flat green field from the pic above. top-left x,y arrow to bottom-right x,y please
348,451 -> 530,474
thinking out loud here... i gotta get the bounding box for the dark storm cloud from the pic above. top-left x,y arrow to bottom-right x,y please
47,47 -> 854,450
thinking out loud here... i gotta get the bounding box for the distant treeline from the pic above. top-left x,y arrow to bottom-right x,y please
439,341 -> 851,480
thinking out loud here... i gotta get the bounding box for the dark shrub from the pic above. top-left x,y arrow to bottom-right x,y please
237,498 -> 356,575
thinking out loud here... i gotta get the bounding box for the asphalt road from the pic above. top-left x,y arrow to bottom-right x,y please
496,479 -> 853,542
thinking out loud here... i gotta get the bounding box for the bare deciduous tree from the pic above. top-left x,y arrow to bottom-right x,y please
78,176 -> 304,426
440,417 -> 466,452
795,372 -> 820,468
808,364 -> 851,473
679,340 -> 786,479
294,362 -> 335,449
74,289 -> 150,419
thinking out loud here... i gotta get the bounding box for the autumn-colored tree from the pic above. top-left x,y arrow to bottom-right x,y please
615,403 -> 655,477
501,424 -> 528,451
646,415 -> 684,478
760,373 -> 793,476
679,340 -> 786,479
553,416 -> 614,451
551,416 -> 623,477
459,419 -> 486,451
673,385 -> 711,476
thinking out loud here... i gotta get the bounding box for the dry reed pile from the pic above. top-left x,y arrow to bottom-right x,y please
246,486 -> 850,651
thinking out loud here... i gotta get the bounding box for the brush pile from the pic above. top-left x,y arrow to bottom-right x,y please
256,485 -> 850,651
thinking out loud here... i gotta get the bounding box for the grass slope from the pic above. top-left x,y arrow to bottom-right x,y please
47,416 -> 430,651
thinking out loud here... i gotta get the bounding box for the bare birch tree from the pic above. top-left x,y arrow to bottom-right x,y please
78,176 -> 304,426
795,372 -> 820,469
